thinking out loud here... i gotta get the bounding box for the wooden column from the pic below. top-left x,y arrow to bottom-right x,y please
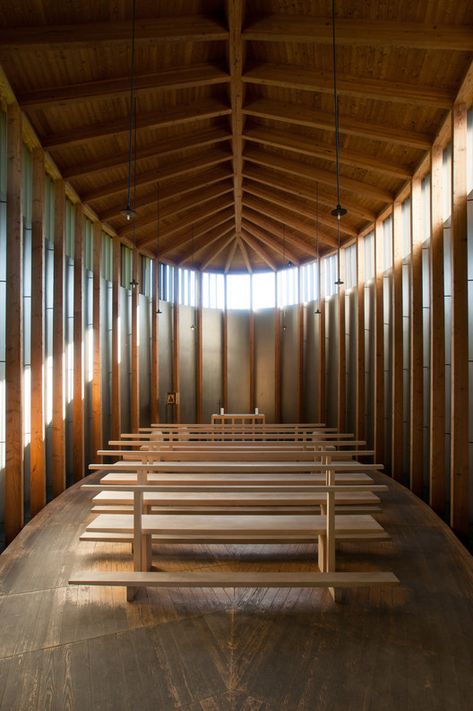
196,272 -> 203,423
150,257 -> 160,424
297,302 -> 304,422
410,177 -> 424,496
172,267 -> 180,423
355,236 -> 365,442
72,203 -> 85,482
111,237 -> 121,440
30,147 -> 46,515
52,179 -> 65,498
223,275 -> 228,412
5,103 -> 23,543
429,144 -> 446,514
391,201 -> 404,481
249,279 -> 255,412
91,223 -> 102,455
450,102 -> 469,537
337,250 -> 346,433
318,299 -> 326,425
130,248 -> 140,432
373,220 -> 385,463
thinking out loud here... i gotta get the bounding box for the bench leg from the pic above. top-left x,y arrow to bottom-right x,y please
127,586 -> 137,602
142,534 -> 152,571
318,534 -> 326,572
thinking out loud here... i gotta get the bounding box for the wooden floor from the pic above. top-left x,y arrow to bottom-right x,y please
0,472 -> 472,711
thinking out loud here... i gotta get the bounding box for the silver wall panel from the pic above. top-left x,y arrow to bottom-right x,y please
254,309 -> 275,422
120,287 -> 130,434
101,279 -> 112,450
139,294 -> 151,427
158,301 -> 173,423
227,310 -> 250,414
303,302 -> 319,422
325,296 -> 339,428
179,305 -> 196,423
202,308 -> 223,422
345,290 -> 357,435
281,305 -> 298,422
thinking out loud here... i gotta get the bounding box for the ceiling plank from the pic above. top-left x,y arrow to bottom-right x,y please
44,98 -> 232,149
242,219 -> 299,265
0,16 -> 228,49
243,163 -> 376,222
243,15 -> 473,52
63,127 -> 231,180
120,197 -> 234,240
19,64 -> 229,109
243,97 -> 432,150
241,231 -> 277,271
244,125 -> 411,180
102,179 -> 234,223
243,194 -> 339,249
227,0 -> 244,242
244,146 -> 393,203
243,63 -> 453,109
84,149 -> 232,202
243,180 -> 357,237
201,233 -> 236,271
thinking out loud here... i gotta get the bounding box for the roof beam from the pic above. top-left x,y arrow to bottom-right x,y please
244,163 -> 375,223
244,125 -> 411,180
238,237 -> 253,273
0,16 -> 228,49
63,127 -> 231,180
245,146 -> 393,203
243,180 -> 357,238
43,98 -> 231,149
224,238 -> 239,272
179,223 -> 235,266
242,219 -> 300,265
241,231 -> 277,271
243,15 -> 473,51
243,194 -> 339,250
102,179 -> 234,224
201,233 -> 236,271
243,63 -> 453,109
120,197 -> 234,241
243,97 -> 431,150
140,207 -> 235,251
243,209 -> 317,258
227,0 -> 244,242
83,149 -> 232,202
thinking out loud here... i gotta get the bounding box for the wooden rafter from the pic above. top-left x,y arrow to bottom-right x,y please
243,210 -> 313,260
224,238 -> 239,272
243,63 -> 453,109
179,223 -> 235,266
244,98 -> 432,150
139,207 -> 235,251
43,99 -> 232,149
241,231 -> 277,271
201,233 -> 236,271
227,0 -> 244,242
242,219 -> 299,265
238,236 -> 253,273
243,15 -> 473,51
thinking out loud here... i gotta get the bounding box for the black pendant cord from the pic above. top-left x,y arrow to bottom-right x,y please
130,98 -> 139,288
330,0 -> 345,286
315,182 -> 321,315
156,182 -> 162,314
190,227 -> 196,330
123,0 -> 137,220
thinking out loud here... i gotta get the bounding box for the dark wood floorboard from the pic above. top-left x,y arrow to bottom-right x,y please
0,471 -> 472,710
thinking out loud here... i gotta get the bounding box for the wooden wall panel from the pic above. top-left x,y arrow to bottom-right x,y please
52,179 -> 65,497
91,222 -> 102,455
391,201 -> 404,481
373,220 -> 385,462
410,177 -> 424,496
355,236 -> 365,442
4,103 -> 23,543
130,249 -> 139,432
337,250 -> 346,432
429,144 -> 446,514
72,203 -> 84,482
30,147 -> 45,515
111,237 -> 121,439
450,103 -> 469,537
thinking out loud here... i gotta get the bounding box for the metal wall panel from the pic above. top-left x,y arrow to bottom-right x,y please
281,305 -> 298,422
158,301 -> 173,424
227,310 -> 250,414
202,308 -> 223,422
179,305 -> 196,423
139,294 -> 151,427
325,296 -> 339,427
120,287 -> 130,434
303,302 -> 319,422
345,290 -> 357,435
254,309 -> 276,422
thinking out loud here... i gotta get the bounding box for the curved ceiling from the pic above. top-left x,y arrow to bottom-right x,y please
0,1 -> 472,271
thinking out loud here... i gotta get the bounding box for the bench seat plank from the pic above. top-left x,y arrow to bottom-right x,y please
92,490 -> 381,506
69,570 -> 399,588
79,531 -> 391,543
100,471 -> 373,486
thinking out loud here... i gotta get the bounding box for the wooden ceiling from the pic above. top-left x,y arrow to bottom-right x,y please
0,1 -> 472,272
